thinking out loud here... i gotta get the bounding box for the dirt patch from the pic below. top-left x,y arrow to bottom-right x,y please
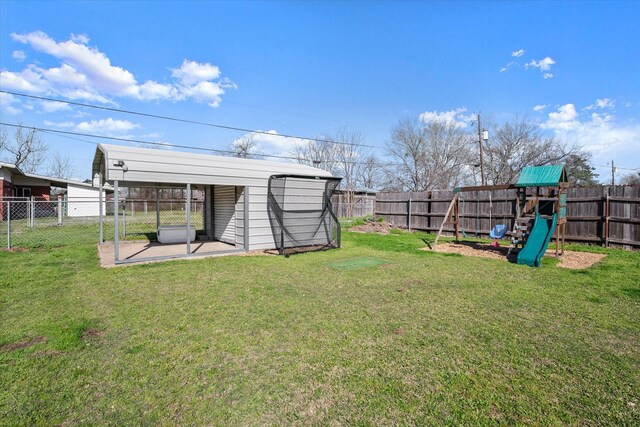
349,220 -> 399,235
0,336 -> 46,352
430,242 -> 509,260
81,328 -> 104,340
428,242 -> 606,269
548,250 -> 606,269
0,247 -> 28,253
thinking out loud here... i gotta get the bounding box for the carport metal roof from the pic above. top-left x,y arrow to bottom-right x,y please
92,144 -> 334,187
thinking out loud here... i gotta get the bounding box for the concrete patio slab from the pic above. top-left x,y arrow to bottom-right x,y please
97,240 -> 240,267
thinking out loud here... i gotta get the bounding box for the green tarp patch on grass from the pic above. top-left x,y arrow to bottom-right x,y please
328,257 -> 391,270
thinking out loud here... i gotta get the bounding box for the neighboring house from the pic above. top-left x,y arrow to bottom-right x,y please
333,188 -> 377,217
0,162 -> 51,201
0,162 -> 107,219
66,181 -> 108,217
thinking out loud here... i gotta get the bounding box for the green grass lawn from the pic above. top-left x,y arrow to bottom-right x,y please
1,229 -> 639,425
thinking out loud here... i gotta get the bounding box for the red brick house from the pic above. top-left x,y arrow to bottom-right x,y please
1,162 -> 55,219
1,162 -> 52,199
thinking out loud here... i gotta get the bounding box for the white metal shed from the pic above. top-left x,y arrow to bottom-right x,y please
92,144 -> 338,263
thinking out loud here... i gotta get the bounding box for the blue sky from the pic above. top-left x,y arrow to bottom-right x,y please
1,0 -> 639,182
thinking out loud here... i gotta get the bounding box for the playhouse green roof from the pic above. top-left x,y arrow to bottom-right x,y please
515,165 -> 567,187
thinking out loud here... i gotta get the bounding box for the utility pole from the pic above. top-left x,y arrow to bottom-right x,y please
477,113 -> 486,186
611,160 -> 616,186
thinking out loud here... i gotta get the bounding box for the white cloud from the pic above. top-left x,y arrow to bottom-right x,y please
1,31 -> 236,109
511,49 -> 525,57
596,98 -> 615,109
419,107 -> 471,127
526,57 -> 555,71
171,60 -> 221,85
585,98 -> 617,111
70,33 -> 90,44
180,80 -> 225,107
543,103 -> 579,130
39,100 -> 71,113
43,120 -> 75,128
543,103 -> 640,173
0,92 -> 22,114
137,81 -> 178,100
75,118 -> 140,133
232,130 -> 311,158
500,61 -> 515,72
12,50 -> 26,62
533,104 -> 548,112
526,56 -> 556,78
11,31 -> 138,96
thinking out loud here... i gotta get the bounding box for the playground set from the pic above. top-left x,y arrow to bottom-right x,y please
434,165 -> 569,267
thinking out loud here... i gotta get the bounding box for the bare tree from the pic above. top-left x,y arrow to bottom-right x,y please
620,172 -> 640,185
0,125 -> 48,173
47,152 -> 75,180
356,154 -> 384,190
483,117 -> 571,185
291,128 -> 373,216
385,117 -> 473,191
0,127 -> 7,153
385,118 -> 428,191
291,135 -> 340,175
230,134 -> 263,159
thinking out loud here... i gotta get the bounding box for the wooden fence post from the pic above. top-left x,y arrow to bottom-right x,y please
605,191 -> 610,248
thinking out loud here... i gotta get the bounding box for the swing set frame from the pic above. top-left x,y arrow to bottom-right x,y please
434,168 -> 569,258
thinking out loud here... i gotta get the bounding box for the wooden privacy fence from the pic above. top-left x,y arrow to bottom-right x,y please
375,185 -> 640,249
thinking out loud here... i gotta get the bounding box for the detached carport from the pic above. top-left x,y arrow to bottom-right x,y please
92,144 -> 339,265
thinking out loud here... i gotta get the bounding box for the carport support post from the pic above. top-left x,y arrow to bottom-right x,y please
155,188 -> 160,234
114,180 -> 119,262
244,187 -> 249,250
98,173 -> 104,243
186,183 -> 191,255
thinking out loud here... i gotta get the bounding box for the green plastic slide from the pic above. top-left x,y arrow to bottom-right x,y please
517,213 -> 558,267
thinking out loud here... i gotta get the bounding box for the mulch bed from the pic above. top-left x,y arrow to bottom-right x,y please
349,220 -> 400,235
428,242 -> 606,269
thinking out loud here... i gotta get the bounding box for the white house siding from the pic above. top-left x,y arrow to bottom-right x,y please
67,184 -> 106,217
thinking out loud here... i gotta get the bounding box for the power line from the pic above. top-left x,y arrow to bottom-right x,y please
1,121 -> 308,162
1,121 -> 400,166
592,163 -> 639,172
1,90 -> 378,149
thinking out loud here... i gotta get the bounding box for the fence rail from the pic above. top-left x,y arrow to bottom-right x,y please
374,185 -> 640,249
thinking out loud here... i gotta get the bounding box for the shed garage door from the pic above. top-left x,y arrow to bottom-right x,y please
214,185 -> 237,244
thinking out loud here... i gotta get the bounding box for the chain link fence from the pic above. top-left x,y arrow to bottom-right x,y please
1,196 -> 204,250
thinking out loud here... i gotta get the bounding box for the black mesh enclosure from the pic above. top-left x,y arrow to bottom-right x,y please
267,174 -> 342,255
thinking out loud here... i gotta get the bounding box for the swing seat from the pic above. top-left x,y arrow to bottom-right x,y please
490,224 -> 508,239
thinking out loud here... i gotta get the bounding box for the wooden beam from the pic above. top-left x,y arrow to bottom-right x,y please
455,183 -> 515,193
434,195 -> 458,246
